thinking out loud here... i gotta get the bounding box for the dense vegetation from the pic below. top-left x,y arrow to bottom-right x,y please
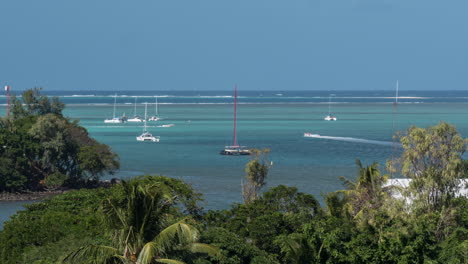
0,121 -> 467,263
0,88 -> 119,192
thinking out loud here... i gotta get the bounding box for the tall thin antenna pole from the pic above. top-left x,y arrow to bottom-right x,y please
233,85 -> 238,147
5,85 -> 10,118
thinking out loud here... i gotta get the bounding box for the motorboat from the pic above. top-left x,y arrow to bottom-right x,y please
304,133 -> 320,137
157,124 -> 174,128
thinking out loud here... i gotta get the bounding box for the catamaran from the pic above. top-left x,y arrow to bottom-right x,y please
136,103 -> 160,142
104,94 -> 125,123
127,97 -> 145,122
324,94 -> 337,121
220,85 -> 250,155
148,96 -> 161,121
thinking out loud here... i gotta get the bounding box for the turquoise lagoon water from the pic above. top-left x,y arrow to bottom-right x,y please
1,90 -> 468,228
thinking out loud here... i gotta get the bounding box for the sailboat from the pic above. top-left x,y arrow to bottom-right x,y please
136,103 -> 160,142
104,94 -> 125,123
148,96 -> 161,121
127,97 -> 145,122
220,85 -> 250,155
324,94 -> 337,121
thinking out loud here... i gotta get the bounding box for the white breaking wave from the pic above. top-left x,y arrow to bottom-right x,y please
304,134 -> 399,146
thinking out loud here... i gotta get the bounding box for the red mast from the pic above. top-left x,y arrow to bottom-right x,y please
232,85 -> 238,147
5,85 -> 10,118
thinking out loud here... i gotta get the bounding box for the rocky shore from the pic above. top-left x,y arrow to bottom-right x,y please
0,191 -> 66,201
0,179 -> 120,201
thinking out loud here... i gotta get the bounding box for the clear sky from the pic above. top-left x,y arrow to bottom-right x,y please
1,0 -> 467,91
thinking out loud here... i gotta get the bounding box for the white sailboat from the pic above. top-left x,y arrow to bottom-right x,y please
220,85 -> 250,155
324,94 -> 337,121
148,96 -> 161,121
127,97 -> 145,122
136,103 -> 160,142
104,94 -> 124,123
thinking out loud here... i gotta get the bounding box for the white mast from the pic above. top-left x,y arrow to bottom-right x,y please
395,80 -> 399,104
113,94 -> 117,118
144,103 -> 148,132
328,95 -> 331,115
134,97 -> 137,116
155,96 -> 159,116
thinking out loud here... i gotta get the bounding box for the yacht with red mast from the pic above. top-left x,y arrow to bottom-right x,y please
220,85 -> 250,155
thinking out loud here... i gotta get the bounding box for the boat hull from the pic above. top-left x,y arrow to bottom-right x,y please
136,136 -> 160,142
104,118 -> 124,123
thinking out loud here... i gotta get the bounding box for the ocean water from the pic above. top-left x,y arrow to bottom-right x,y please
1,90 -> 468,228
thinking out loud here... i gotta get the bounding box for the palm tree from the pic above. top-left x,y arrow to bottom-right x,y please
61,178 -> 218,264
336,160 -> 393,225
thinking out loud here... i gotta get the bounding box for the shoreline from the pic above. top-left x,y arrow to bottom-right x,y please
0,191 -> 66,202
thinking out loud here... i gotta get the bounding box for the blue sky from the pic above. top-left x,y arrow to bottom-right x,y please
0,0 -> 467,91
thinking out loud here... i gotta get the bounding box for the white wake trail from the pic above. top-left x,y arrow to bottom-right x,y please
304,133 -> 399,146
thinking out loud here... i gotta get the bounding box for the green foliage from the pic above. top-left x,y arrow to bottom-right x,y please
336,160 -> 392,226
10,87 -> 64,119
242,148 -> 271,204
392,122 -> 468,211
61,175 -> 215,264
44,171 -> 67,189
204,185 -> 320,262
197,227 -> 278,264
0,188 -> 112,263
0,88 -> 119,191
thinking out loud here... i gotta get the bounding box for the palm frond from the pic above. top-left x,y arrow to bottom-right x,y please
339,176 -> 356,190
155,259 -> 186,264
154,220 -> 199,253
137,242 -> 161,264
60,244 -> 124,264
189,243 -> 220,256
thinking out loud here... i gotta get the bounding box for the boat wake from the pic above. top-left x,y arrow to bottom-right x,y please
304,133 -> 399,146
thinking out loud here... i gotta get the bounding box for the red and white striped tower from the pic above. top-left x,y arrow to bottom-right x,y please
5,85 -> 10,118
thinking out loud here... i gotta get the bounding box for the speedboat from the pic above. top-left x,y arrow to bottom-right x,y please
220,145 -> 251,155
136,132 -> 160,142
304,133 -> 320,137
157,124 -> 174,128
324,115 -> 337,121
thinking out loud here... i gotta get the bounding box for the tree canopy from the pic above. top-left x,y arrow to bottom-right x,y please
0,88 -> 119,192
